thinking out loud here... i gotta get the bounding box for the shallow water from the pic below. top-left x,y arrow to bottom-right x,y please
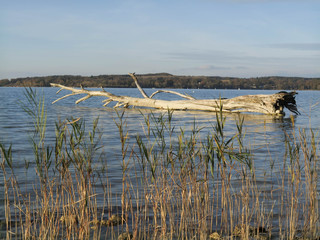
0,87 -> 319,235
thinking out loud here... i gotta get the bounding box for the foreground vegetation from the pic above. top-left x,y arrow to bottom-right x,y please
0,89 -> 319,239
1,73 -> 320,90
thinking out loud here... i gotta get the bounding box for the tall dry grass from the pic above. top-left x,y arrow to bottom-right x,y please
0,88 -> 319,239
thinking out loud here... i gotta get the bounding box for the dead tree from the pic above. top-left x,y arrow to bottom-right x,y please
50,73 -> 299,115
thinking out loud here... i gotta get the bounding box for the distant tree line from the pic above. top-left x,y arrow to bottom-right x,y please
1,73 -> 320,90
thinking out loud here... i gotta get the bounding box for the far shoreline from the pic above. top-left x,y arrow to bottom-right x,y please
0,73 -> 319,90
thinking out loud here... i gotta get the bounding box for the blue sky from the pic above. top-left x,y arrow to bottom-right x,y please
1,0 -> 319,79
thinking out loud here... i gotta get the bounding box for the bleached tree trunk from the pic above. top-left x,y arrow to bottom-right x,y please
50,73 -> 299,115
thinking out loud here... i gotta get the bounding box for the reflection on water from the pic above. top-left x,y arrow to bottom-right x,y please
0,87 -> 319,235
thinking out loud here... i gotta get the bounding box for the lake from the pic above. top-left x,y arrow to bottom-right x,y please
0,87 -> 319,238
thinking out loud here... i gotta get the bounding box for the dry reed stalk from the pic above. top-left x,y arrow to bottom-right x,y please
1,89 -> 319,239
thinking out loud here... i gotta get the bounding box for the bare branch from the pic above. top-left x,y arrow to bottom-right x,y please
128,73 -> 149,99
52,93 -> 77,104
149,90 -> 196,100
75,95 -> 91,104
102,99 -> 113,107
114,102 -> 126,108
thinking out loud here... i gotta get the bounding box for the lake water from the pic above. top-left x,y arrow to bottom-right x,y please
0,87 -> 319,236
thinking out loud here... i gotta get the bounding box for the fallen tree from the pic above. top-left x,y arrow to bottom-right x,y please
50,73 -> 299,115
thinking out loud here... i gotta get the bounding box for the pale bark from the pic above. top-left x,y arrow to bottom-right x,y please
50,73 -> 299,115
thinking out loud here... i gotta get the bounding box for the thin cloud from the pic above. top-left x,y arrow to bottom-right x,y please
166,48 -> 320,77
266,43 -> 320,51
197,65 -> 230,70
166,50 -> 292,64
166,50 -> 246,62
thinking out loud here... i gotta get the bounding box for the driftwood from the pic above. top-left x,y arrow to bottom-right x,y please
50,73 -> 299,115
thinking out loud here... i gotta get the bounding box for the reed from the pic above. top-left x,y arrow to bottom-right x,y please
0,89 -> 319,239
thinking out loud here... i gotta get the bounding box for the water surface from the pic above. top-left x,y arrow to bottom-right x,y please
0,87 -> 319,231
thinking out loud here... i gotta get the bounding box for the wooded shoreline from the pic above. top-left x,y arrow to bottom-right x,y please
1,73 -> 320,90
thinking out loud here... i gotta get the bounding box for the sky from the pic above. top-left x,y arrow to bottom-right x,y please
1,0 -> 319,79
